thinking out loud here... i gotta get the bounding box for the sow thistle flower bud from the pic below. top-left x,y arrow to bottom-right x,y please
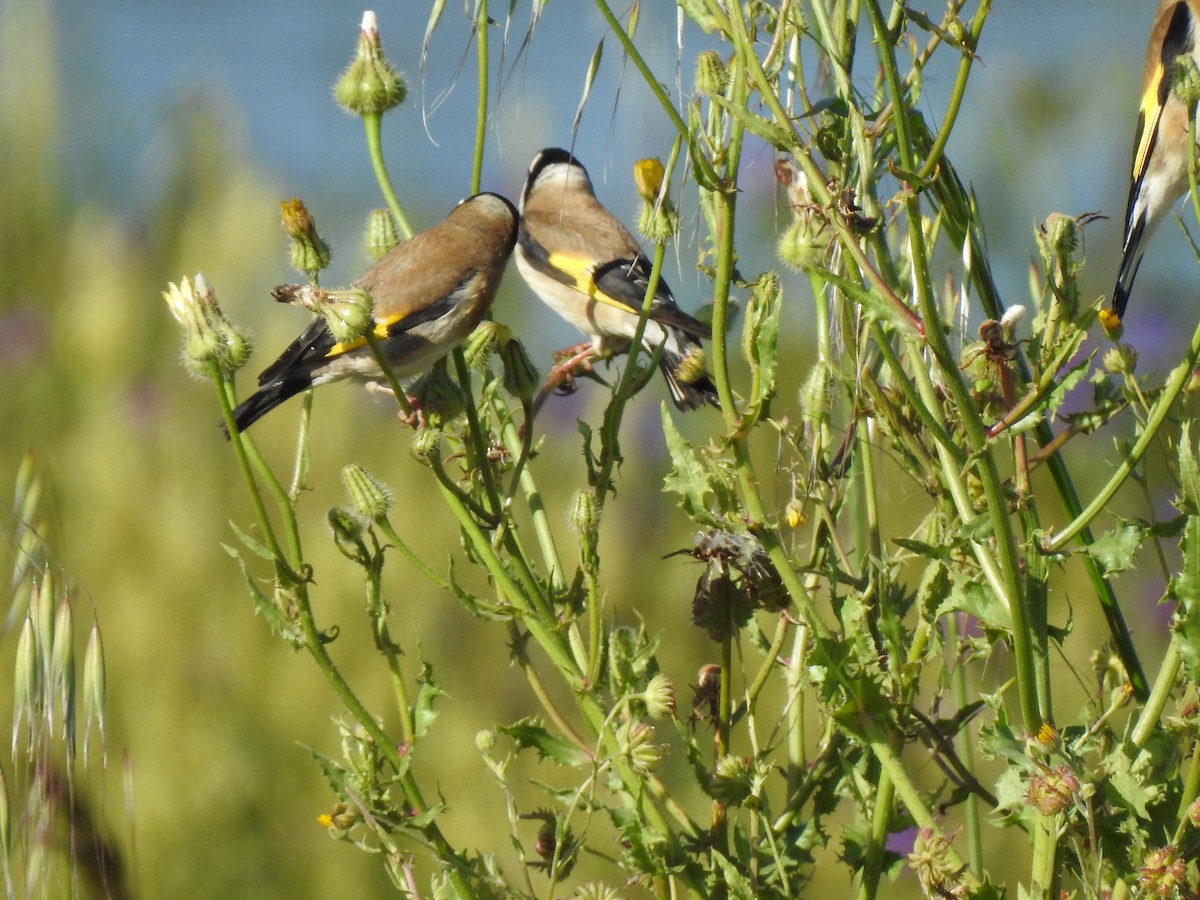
708,754 -> 753,805
409,427 -> 441,463
162,274 -> 253,377
616,720 -> 664,774
410,364 -> 466,428
634,157 -> 679,243
463,320 -> 503,371
1102,343 -> 1137,375
500,334 -> 540,401
777,214 -> 828,272
341,464 -> 393,522
693,49 -> 728,96
273,284 -> 374,344
335,11 -> 407,116
1174,55 -> 1200,109
364,208 -> 400,261
281,198 -> 332,277
569,489 -> 601,534
674,344 -> 709,386
641,673 -> 676,720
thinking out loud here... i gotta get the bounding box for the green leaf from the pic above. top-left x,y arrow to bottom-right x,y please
740,273 -> 781,412
1084,519 -> 1148,575
498,717 -> 591,768
709,95 -> 794,150
661,409 -> 716,523
710,849 -> 756,899
413,661 -> 445,738
222,545 -> 298,640
1179,422 -> 1200,514
937,574 -> 1011,630
1172,517 -> 1200,678
1104,749 -> 1155,818
227,520 -> 274,561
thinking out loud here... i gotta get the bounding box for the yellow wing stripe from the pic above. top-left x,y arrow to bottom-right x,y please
325,319 -> 395,358
545,251 -> 642,316
1133,67 -> 1165,182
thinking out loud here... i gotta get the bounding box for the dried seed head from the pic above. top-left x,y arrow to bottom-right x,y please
1138,845 -> 1186,898
1026,765 -> 1078,815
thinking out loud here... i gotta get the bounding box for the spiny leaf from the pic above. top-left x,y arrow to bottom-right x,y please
498,717 -> 591,767
1178,422 -> 1200,514
1084,519 -> 1148,576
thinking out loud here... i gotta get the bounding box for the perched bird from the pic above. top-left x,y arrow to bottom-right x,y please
1113,0 -> 1200,319
515,147 -> 718,410
228,192 -> 518,434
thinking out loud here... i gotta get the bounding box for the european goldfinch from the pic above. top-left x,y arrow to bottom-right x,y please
1113,0 -> 1200,319
229,192 -> 518,433
515,148 -> 718,410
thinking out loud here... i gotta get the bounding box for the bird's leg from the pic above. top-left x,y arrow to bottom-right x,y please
366,382 -> 427,429
531,342 -> 596,415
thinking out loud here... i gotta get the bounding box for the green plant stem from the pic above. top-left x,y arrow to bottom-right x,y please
717,2 -> 834,641
498,413 -> 565,591
593,0 -> 719,188
872,739 -> 965,870
1043,322 -> 1200,550
915,0 -> 990,181
785,621 -> 810,797
866,0 -> 1036,731
949,615 -> 984,875
1130,642 -> 1180,752
361,111 -> 413,240
470,0 -> 488,195
375,517 -> 450,590
858,767 -> 894,900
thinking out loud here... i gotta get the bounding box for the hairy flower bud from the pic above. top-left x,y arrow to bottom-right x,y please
500,335 -> 540,401
365,208 -> 400,261
641,673 -> 676,720
334,11 -> 407,116
162,274 -> 252,377
694,49 -> 729,96
463,320 -> 503,371
281,198 -> 332,277
341,464 -> 393,522
634,157 -> 679,243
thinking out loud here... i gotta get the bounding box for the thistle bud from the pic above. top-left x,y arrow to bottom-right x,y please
327,507 -> 366,554
784,498 -> 805,528
673,344 -> 709,386
409,364 -> 466,428
462,320 -> 503,371
694,49 -> 729,96
365,208 -> 400,261
569,489 -> 601,535
334,11 -> 407,116
274,284 -> 373,345
341,464 -> 393,522
1174,55 -> 1200,109
634,157 -> 679,243
500,335 -> 540,401
709,754 -> 754,806
616,720 -> 663,774
1038,212 -> 1078,259
162,274 -> 253,377
475,729 -> 496,753
777,215 -> 828,271
641,673 -> 676,720
410,427 -> 440,463
281,198 -> 332,277
1102,344 -> 1137,375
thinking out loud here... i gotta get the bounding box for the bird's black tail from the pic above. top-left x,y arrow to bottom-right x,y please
221,380 -> 307,438
1112,213 -> 1147,319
